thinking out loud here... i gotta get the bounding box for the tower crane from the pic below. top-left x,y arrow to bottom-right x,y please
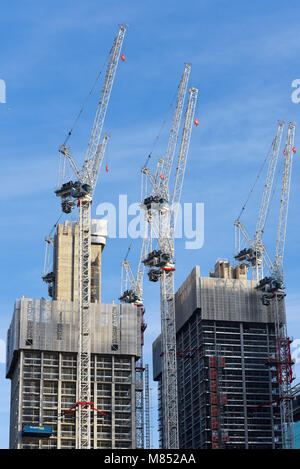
142,63 -> 197,448
256,122 -> 296,302
234,120 -> 285,281
119,236 -> 150,306
54,25 -> 127,449
257,122 -> 296,449
237,122 -> 296,448
157,87 -> 198,450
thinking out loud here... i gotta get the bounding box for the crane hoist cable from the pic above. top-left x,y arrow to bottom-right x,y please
58,50 -> 113,187
236,139 -> 274,222
62,54 -> 110,147
47,213 -> 64,237
124,242 -> 133,262
142,87 -> 178,169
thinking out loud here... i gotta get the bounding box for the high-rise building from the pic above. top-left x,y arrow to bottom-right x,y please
293,395 -> 300,449
6,220 -> 143,449
153,261 -> 286,449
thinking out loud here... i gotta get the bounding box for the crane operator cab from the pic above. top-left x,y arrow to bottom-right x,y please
70,181 -> 92,199
143,249 -> 175,282
256,276 -> 286,305
55,180 -> 92,214
235,247 -> 262,266
143,250 -> 173,268
119,289 -> 140,304
142,195 -> 168,212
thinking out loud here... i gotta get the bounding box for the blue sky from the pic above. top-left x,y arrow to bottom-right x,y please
1,0 -> 300,449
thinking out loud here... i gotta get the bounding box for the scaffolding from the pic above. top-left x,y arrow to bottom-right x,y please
209,347 -> 228,449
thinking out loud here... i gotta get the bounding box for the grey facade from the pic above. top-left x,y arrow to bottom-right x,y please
7,298 -> 142,449
153,263 -> 285,449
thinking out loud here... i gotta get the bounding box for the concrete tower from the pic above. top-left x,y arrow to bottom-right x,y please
6,220 -> 143,449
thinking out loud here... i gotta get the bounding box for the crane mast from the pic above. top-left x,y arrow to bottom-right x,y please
169,87 -> 198,249
120,64 -> 197,449
158,64 -> 191,202
254,121 -> 285,279
82,26 -> 127,183
142,72 -> 198,447
256,122 -> 296,448
256,122 -> 296,301
273,122 -> 295,283
158,87 -> 198,449
255,121 -> 284,246
234,121 -> 284,280
235,122 -> 296,448
55,26 -> 126,449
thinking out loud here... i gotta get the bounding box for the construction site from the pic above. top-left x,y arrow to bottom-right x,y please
5,24 -> 300,451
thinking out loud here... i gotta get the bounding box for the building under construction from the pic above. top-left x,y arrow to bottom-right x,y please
5,20 -> 296,450
153,261 -> 292,449
6,220 -> 143,449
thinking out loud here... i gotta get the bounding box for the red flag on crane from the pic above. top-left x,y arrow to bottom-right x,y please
105,165 -> 109,172
293,146 -> 297,153
121,54 -> 125,62
194,118 -> 199,127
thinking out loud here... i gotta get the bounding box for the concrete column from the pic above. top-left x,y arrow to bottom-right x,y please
17,351 -> 24,449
